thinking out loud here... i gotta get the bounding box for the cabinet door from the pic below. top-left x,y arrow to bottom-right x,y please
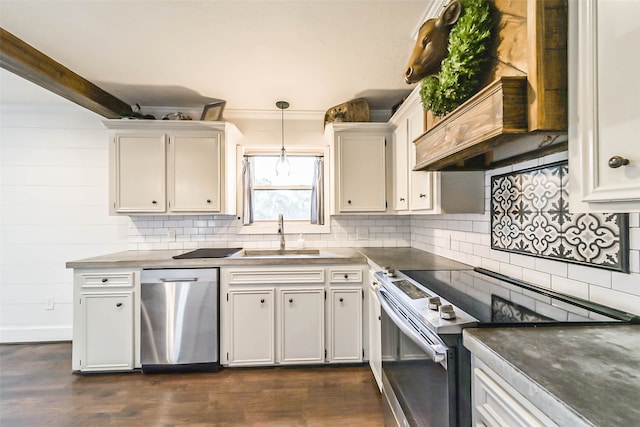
81,292 -> 134,371
280,288 -> 324,364
368,285 -> 382,391
408,106 -> 434,211
228,289 -> 274,366
114,135 -> 166,213
170,134 -> 221,212
569,0 -> 640,212
328,288 -> 363,363
393,121 -> 409,211
337,134 -> 386,212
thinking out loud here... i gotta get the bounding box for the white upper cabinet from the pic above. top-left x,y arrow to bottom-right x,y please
169,135 -> 221,212
390,86 -> 484,214
106,120 -> 240,215
569,0 -> 640,212
113,134 -> 167,213
327,123 -> 390,214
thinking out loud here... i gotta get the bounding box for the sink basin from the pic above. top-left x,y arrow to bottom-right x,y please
242,249 -> 321,256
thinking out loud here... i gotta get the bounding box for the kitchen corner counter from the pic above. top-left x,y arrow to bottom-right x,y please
357,247 -> 471,271
463,325 -> 640,426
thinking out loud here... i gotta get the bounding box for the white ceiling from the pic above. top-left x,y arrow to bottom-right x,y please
0,0 -> 434,116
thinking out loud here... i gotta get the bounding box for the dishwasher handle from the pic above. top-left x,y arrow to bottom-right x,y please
158,278 -> 199,282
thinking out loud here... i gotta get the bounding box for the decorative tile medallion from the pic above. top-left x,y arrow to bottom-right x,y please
491,162 -> 629,272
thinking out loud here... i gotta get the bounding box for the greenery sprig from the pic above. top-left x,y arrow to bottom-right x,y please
420,0 -> 493,117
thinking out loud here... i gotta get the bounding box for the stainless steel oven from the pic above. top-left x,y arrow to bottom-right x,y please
375,267 -> 639,427
376,271 -> 479,427
378,286 -> 458,426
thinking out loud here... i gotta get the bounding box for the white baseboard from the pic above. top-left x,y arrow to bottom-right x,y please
0,326 -> 72,343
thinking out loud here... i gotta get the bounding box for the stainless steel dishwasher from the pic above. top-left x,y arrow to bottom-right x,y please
140,268 -> 219,372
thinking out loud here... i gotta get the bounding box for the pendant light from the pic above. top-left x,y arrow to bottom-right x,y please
275,100 -> 291,176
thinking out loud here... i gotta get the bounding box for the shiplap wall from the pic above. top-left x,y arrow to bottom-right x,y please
0,104 -> 129,342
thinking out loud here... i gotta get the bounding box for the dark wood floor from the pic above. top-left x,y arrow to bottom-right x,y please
0,342 -> 384,426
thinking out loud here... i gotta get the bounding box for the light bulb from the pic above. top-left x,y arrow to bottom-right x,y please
276,147 -> 290,176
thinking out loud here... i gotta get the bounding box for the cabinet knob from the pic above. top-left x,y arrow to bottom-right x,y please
289,298 -> 293,303
419,193 -> 426,198
152,200 -> 157,204
339,297 -> 344,303
400,197 -> 405,202
116,302 -> 122,307
206,199 -> 211,203
101,278 -> 108,283
344,274 -> 349,279
608,156 -> 630,168
347,200 -> 352,204
378,315 -> 381,321
260,299 -> 265,304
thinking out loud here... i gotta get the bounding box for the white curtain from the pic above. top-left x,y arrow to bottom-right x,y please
242,156 -> 254,225
310,156 -> 324,225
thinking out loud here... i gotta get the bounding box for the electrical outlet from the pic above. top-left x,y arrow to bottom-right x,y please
45,297 -> 54,310
167,229 -> 176,241
356,227 -> 369,240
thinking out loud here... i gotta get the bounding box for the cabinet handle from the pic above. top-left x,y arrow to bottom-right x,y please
101,278 -> 108,283
344,274 -> 349,279
206,199 -> 212,203
152,200 -> 157,204
289,298 -> 293,303
419,193 -> 426,198
608,156 -> 630,168
339,297 -> 344,303
260,299 -> 265,304
116,303 -> 122,307
400,197 -> 405,202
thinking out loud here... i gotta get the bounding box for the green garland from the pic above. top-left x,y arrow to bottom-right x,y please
420,0 -> 493,117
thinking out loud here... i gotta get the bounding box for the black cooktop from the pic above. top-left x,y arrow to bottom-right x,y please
173,248 -> 242,259
402,267 -> 639,325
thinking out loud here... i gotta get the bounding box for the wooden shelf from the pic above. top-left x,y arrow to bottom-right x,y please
413,77 -> 528,171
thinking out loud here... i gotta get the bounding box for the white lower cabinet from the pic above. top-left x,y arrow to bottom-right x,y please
221,265 -> 365,367
280,288 -> 325,364
472,356 -> 556,427
72,269 -> 140,372
367,272 -> 382,391
328,288 -> 362,363
82,292 -> 134,371
227,289 -> 275,366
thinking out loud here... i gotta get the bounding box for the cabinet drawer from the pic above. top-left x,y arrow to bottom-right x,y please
329,268 -> 362,284
81,273 -> 134,288
227,268 -> 324,285
473,365 -> 555,427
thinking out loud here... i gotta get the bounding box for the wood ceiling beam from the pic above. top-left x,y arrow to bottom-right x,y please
0,27 -> 133,118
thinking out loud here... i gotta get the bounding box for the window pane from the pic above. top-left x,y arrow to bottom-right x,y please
253,156 -> 316,186
253,189 -> 311,221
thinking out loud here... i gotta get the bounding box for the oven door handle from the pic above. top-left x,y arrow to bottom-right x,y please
377,288 -> 446,364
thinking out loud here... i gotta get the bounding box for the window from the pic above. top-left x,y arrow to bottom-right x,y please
242,153 -> 325,229
252,156 -> 315,221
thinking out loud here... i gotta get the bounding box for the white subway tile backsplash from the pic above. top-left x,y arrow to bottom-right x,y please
521,268 -> 551,288
568,264 -> 612,288
552,276 -> 590,299
589,285 -> 640,315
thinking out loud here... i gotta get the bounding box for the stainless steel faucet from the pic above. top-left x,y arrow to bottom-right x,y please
278,213 -> 285,251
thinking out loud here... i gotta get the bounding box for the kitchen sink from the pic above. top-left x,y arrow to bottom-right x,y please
241,249 -> 321,256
